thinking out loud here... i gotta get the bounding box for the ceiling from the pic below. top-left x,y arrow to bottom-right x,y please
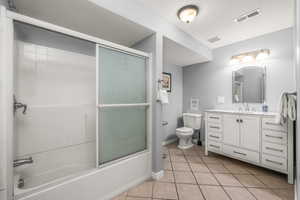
14,0 -> 154,47
134,0 -> 294,48
163,37 -> 208,67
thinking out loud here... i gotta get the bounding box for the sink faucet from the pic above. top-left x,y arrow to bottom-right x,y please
14,157 -> 33,167
244,103 -> 250,111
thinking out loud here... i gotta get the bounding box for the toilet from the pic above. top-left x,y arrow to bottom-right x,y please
176,113 -> 202,149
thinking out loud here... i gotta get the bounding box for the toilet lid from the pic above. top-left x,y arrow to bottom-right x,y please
176,127 -> 193,133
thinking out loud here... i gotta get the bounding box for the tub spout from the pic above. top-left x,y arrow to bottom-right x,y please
14,157 -> 33,167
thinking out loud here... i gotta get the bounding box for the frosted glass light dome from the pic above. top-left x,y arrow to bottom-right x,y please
177,5 -> 199,23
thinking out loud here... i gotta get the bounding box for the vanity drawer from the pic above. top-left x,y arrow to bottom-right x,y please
262,130 -> 287,144
207,113 -> 222,124
208,132 -> 222,142
262,154 -> 287,172
207,141 -> 222,153
262,142 -> 287,158
207,123 -> 222,133
222,145 -> 259,164
262,117 -> 287,132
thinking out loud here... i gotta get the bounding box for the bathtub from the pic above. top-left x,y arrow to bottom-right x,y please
13,152 -> 151,200
14,164 -> 94,199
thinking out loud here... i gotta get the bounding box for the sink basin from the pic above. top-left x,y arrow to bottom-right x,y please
205,109 -> 277,116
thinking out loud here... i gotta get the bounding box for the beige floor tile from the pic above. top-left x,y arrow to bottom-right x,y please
200,185 -> 230,200
127,181 -> 153,198
183,149 -> 199,156
214,174 -> 242,186
223,164 -> 251,174
153,182 -> 178,199
207,164 -> 230,173
164,161 -> 173,171
166,143 -> 178,149
202,156 -> 222,164
177,184 -> 204,200
248,188 -> 281,200
256,175 -> 293,189
158,171 -> 175,183
174,171 -> 197,184
186,156 -> 203,163
126,197 -> 151,200
112,192 -> 127,200
169,149 -> 184,156
194,172 -> 219,185
190,163 -> 210,173
235,174 -> 265,188
171,155 -> 187,163
245,166 -> 275,176
223,187 -> 256,200
172,162 -> 191,171
273,188 -> 295,200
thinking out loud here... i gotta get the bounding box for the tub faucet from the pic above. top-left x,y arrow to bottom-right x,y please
13,157 -> 33,167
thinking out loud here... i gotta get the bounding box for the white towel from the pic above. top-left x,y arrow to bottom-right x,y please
157,89 -> 169,104
287,95 -> 297,121
275,92 -> 297,124
275,93 -> 288,124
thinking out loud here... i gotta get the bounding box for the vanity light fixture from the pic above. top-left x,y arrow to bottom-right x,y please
230,49 -> 270,65
177,5 -> 199,23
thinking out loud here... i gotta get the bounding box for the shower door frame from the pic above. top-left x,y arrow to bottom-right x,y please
96,44 -> 152,168
3,8 -> 152,200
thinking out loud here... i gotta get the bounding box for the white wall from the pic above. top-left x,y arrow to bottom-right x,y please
89,0 -> 212,62
162,64 -> 183,141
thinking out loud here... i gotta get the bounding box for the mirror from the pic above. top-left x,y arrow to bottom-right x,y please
232,66 -> 266,103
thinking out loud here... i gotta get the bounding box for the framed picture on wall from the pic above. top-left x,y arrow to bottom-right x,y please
162,72 -> 172,92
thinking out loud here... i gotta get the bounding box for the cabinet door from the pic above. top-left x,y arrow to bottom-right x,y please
223,114 -> 240,146
240,116 -> 260,151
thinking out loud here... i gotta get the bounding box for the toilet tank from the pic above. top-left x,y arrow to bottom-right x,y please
183,113 -> 202,129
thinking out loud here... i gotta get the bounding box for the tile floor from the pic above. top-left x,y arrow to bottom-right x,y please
112,143 -> 294,200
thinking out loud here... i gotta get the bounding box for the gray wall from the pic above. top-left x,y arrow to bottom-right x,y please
132,33 -> 164,173
162,64 -> 183,141
183,28 -> 294,113
183,28 -> 295,141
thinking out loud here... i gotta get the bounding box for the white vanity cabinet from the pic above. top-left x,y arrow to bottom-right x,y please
205,110 -> 293,184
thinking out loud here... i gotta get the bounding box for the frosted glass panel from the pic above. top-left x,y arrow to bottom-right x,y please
99,107 -> 147,164
99,47 -> 146,104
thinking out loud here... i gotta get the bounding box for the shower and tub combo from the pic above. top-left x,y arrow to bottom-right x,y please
0,6 -> 152,200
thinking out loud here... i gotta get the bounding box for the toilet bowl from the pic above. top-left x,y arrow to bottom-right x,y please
176,113 -> 202,149
176,127 -> 194,149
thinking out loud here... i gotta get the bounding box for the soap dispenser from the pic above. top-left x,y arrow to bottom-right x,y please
262,101 -> 268,112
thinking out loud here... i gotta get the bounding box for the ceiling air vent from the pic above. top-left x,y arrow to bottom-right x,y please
234,9 -> 260,23
208,36 -> 220,43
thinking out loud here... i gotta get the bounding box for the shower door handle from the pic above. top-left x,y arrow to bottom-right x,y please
14,96 -> 27,114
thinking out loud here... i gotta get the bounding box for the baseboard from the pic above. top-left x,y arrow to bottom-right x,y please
162,138 -> 178,146
102,174 -> 151,200
151,170 -> 164,180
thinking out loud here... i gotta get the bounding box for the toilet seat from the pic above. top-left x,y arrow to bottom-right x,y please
176,127 -> 193,135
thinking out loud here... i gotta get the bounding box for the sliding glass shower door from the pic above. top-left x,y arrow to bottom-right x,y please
97,46 -> 150,165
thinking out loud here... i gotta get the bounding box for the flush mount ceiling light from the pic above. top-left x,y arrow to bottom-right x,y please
230,49 -> 270,65
177,5 -> 199,23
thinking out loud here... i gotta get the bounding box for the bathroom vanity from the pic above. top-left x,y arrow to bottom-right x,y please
205,110 -> 294,184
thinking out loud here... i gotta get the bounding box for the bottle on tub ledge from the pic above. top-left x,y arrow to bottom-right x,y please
262,101 -> 268,112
